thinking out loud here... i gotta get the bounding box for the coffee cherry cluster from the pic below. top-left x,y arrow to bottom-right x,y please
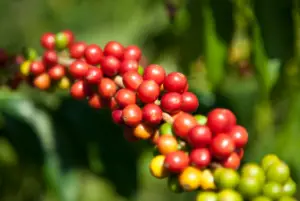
195,154 -> 297,201
1,30 -> 298,201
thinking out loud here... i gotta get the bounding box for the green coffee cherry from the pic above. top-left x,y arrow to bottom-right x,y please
261,154 -> 280,171
266,162 -> 290,184
194,114 -> 207,125
241,163 -> 265,184
214,168 -> 240,189
159,122 -> 173,136
282,178 -> 297,196
238,177 -> 262,198
168,175 -> 183,193
251,196 -> 272,201
263,181 -> 282,200
218,189 -> 243,201
196,191 -> 218,201
22,47 -> 38,61
55,32 -> 68,50
138,66 -> 144,75
278,196 -> 297,201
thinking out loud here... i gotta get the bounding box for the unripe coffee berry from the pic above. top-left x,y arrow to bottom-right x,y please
157,135 -> 178,155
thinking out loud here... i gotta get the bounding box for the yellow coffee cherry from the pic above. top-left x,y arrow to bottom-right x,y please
149,155 -> 169,179
58,76 -> 70,89
179,166 -> 202,191
200,169 -> 216,190
19,60 -> 31,76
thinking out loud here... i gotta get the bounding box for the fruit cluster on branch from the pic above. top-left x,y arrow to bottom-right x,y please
0,31 -> 297,201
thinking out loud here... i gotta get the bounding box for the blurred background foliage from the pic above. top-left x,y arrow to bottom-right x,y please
0,0 -> 300,200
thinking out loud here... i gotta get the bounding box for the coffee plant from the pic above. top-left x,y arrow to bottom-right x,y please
0,29 -> 297,201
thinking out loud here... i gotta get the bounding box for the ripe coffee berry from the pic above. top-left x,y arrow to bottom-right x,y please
100,56 -> 121,77
222,152 -> 241,169
69,60 -> 89,79
187,125 -> 212,148
119,59 -> 139,75
69,42 -> 87,59
111,109 -> 123,125
104,41 -> 124,59
228,125 -> 248,148
137,80 -> 160,103
164,151 -> 189,173
43,50 -> 58,66
33,73 -> 51,90
207,108 -> 237,134
211,133 -> 235,158
98,78 -> 117,98
84,44 -> 103,65
123,45 -> 142,61
122,71 -> 143,90
181,92 -> 199,113
88,94 -> 102,109
143,64 -> 166,85
40,32 -> 55,49
157,135 -> 178,155
85,66 -> 103,84
160,92 -> 182,114
163,72 -> 187,93
30,61 -> 46,75
189,148 -> 211,168
115,88 -> 136,108
122,104 -> 142,127
172,113 -> 198,138
142,103 -> 163,125
70,80 -> 89,99
48,64 -> 65,80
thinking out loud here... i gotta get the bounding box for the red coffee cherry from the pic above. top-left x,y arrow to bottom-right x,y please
122,71 -> 143,90
48,64 -> 65,80
30,61 -> 46,75
122,104 -> 142,127
42,50 -> 58,66
33,73 -> 51,90
228,125 -> 248,148
115,88 -> 136,108
85,66 -> 103,84
163,72 -> 187,93
207,108 -> 237,134
173,113 -> 198,138
157,135 -> 178,155
142,103 -> 163,125
123,45 -> 142,61
40,32 -> 55,49
211,133 -> 235,158
188,125 -> 212,148
84,44 -> 103,65
189,148 -> 211,169
221,152 -> 241,170
88,93 -> 102,109
69,60 -> 89,79
137,80 -> 160,103
181,92 -> 199,113
70,80 -> 88,100
62,30 -> 74,46
104,41 -> 124,59
111,109 -> 123,125
69,42 -> 87,59
100,56 -> 121,77
98,78 -> 117,98
160,92 -> 182,114
119,59 -> 139,75
164,151 -> 189,173
143,64 -> 166,85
